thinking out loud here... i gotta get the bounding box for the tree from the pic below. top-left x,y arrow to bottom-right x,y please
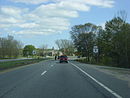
41,44 -> 48,57
55,40 -> 62,50
55,39 -> 74,56
0,35 -> 22,58
23,45 -> 36,57
97,16 -> 130,67
70,11 -> 130,68
0,37 -> 7,58
70,23 -> 100,61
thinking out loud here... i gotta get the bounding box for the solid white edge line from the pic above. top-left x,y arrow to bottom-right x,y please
70,62 -> 122,98
41,70 -> 47,76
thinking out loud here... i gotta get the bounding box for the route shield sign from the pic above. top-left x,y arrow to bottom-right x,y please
93,46 -> 98,53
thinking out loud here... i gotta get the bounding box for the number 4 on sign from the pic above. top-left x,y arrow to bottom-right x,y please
93,48 -> 98,53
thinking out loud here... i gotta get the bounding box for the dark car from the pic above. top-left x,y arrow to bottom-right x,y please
59,55 -> 68,63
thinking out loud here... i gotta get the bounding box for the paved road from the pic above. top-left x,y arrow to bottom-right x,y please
0,60 -> 130,98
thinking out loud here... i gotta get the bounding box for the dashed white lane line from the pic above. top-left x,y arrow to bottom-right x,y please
51,65 -> 54,67
41,71 -> 47,76
70,62 -> 122,98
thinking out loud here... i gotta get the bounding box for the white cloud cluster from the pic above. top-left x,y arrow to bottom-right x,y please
11,0 -> 114,8
10,0 -> 49,4
0,0 -> 114,35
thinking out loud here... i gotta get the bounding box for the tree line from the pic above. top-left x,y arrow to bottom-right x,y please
0,35 -> 55,59
70,14 -> 130,68
0,35 -> 65,59
0,35 -> 22,58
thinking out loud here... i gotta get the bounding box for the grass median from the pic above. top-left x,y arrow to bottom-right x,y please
0,58 -> 50,71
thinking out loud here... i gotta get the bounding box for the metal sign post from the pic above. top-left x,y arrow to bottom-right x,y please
93,45 -> 99,63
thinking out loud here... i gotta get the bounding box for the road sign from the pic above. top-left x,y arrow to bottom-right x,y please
32,50 -> 36,55
93,46 -> 98,53
93,48 -> 98,53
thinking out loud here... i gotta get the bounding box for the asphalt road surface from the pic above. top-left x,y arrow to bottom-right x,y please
0,60 -> 130,98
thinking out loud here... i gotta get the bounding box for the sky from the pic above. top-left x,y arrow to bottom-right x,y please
0,0 -> 130,49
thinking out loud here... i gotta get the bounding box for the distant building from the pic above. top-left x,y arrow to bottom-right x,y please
36,48 -> 63,57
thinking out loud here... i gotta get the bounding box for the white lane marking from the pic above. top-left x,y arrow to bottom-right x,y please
70,63 -> 122,98
51,65 -> 54,67
41,71 -> 47,76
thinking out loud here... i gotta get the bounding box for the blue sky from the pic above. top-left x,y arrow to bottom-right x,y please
0,0 -> 130,49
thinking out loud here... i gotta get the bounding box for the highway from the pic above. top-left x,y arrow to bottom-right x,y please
0,60 -> 130,98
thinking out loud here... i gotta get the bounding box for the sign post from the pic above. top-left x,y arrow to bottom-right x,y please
93,45 -> 99,63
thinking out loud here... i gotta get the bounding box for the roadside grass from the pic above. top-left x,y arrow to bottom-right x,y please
76,58 -> 113,66
75,58 -> 98,64
75,58 -> 130,68
0,58 -> 50,71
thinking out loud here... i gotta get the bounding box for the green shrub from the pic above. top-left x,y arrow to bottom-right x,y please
100,56 -> 113,65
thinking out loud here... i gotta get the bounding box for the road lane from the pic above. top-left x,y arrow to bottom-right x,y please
70,61 -> 130,98
0,60 -> 130,98
70,62 -> 122,98
1,61 -> 106,98
0,60 -> 54,97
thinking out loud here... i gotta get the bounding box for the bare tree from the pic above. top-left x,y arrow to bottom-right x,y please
117,10 -> 127,22
41,44 -> 48,57
55,39 -> 74,55
55,40 -> 62,50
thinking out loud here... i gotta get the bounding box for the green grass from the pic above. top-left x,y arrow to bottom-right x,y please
0,58 -> 49,71
75,58 -> 130,69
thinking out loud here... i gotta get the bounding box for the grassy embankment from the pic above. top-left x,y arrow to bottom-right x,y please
0,58 -> 50,71
75,58 -> 130,68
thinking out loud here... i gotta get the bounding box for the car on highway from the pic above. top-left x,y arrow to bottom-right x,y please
59,55 -> 68,63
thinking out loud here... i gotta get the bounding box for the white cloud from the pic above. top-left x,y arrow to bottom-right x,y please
56,0 -> 114,8
0,0 -> 115,35
0,3 -> 76,35
85,0 -> 114,8
59,1 -> 90,11
0,6 -> 28,18
1,7 -> 20,15
10,0 -> 114,8
17,29 -> 61,35
10,0 -> 49,4
18,23 -> 40,28
0,6 -> 27,24
0,17 -> 22,24
33,4 -> 79,18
